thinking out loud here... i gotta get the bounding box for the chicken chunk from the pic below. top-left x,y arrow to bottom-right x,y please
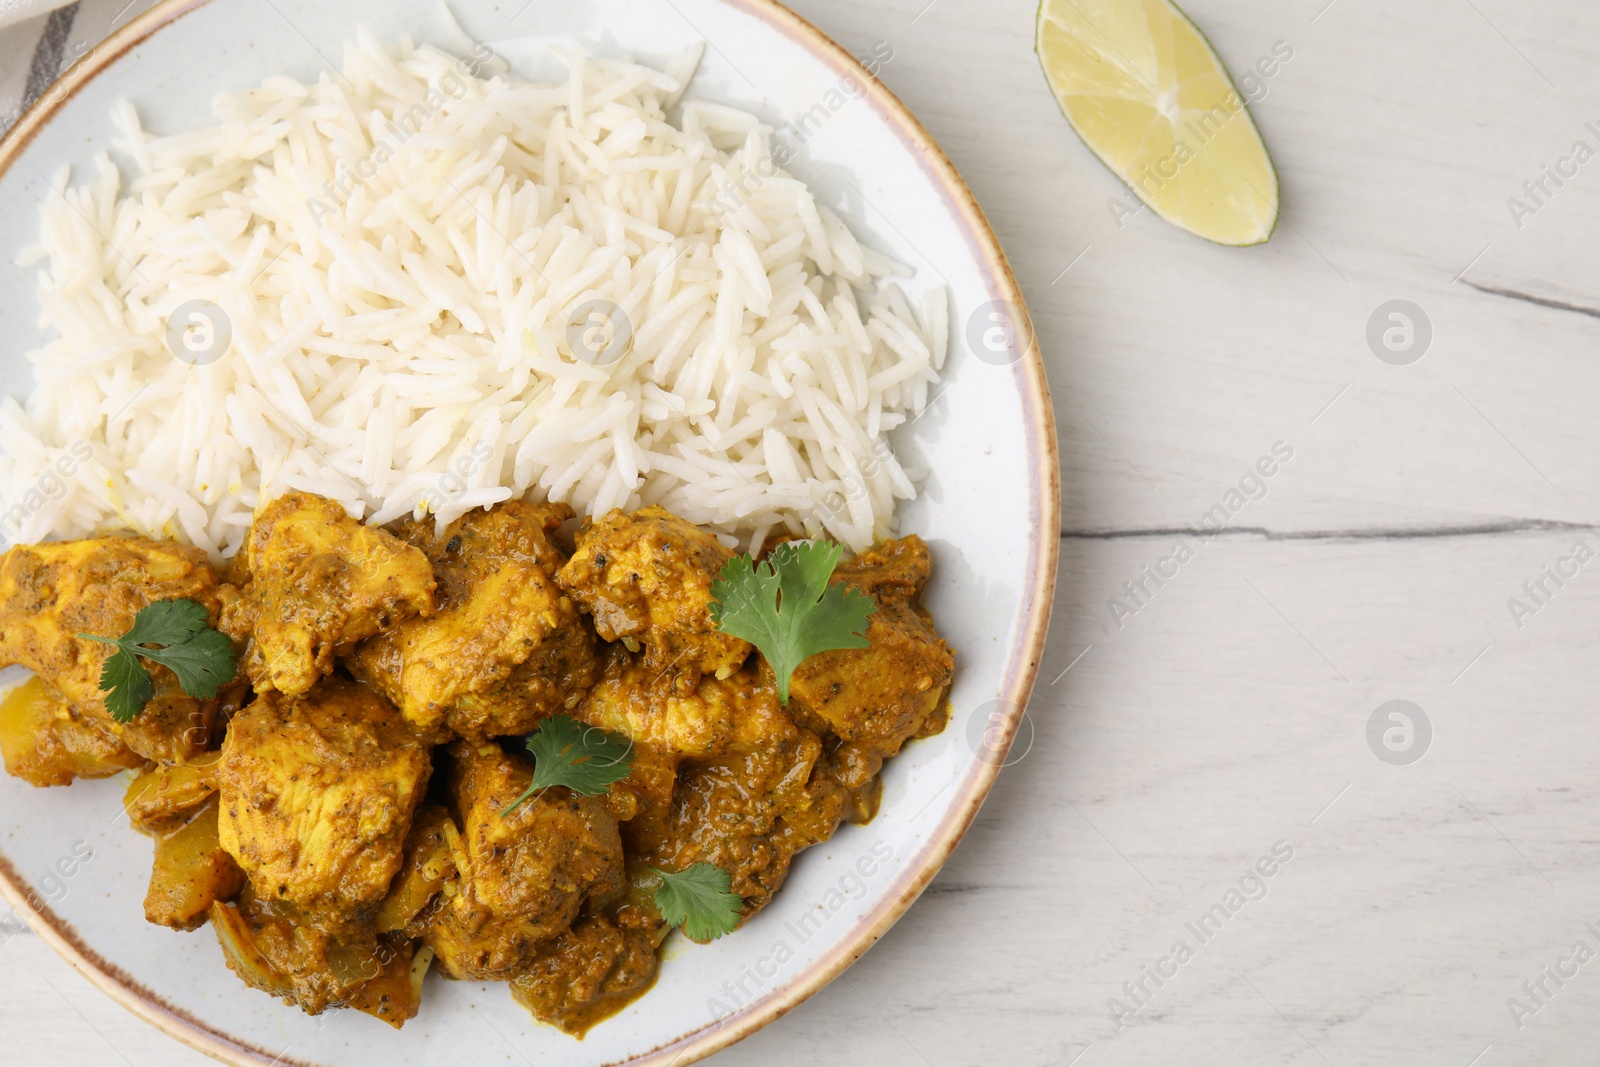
350,502 -> 597,739
510,903 -> 666,1035
557,507 -> 750,686
572,647 -> 788,824
782,536 -> 953,789
576,648 -> 794,762
216,678 -> 432,934
0,675 -> 145,787
233,493 -> 435,697
631,727 -> 845,919
605,660 -> 847,918
422,741 -> 624,980
831,533 -> 931,601
0,536 -> 230,766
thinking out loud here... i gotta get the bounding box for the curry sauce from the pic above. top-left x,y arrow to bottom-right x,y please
0,493 -> 953,1035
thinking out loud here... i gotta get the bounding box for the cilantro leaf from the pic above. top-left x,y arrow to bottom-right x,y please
502,715 -> 635,817
709,540 -> 875,704
77,598 -> 237,724
651,862 -> 742,941
134,627 -> 237,700
98,648 -> 154,725
120,597 -> 210,648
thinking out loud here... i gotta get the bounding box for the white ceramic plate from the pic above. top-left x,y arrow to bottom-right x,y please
0,1 -> 1059,1064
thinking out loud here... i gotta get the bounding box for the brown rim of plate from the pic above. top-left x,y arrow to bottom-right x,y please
0,1 -> 1062,1065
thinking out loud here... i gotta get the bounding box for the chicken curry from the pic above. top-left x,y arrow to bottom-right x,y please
0,493 -> 952,1034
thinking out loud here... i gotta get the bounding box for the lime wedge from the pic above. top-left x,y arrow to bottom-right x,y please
1037,0 -> 1279,246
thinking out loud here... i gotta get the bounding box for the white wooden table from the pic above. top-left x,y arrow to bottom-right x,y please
5,0 -> 1599,1063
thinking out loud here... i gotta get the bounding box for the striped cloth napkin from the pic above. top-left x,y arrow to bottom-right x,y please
0,0 -> 74,30
1,0 -> 152,135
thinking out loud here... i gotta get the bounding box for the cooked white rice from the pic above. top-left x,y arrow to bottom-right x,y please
0,30 -> 945,559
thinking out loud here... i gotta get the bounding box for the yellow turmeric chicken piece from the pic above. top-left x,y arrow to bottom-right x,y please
422,741 -> 624,981
572,646 -> 773,824
557,506 -> 751,686
229,493 -> 435,697
350,502 -> 597,739
782,536 -> 953,790
0,536 -> 229,767
581,648 -> 846,918
510,902 -> 667,1036
575,648 -> 794,762
216,678 -> 431,935
630,726 -> 845,919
